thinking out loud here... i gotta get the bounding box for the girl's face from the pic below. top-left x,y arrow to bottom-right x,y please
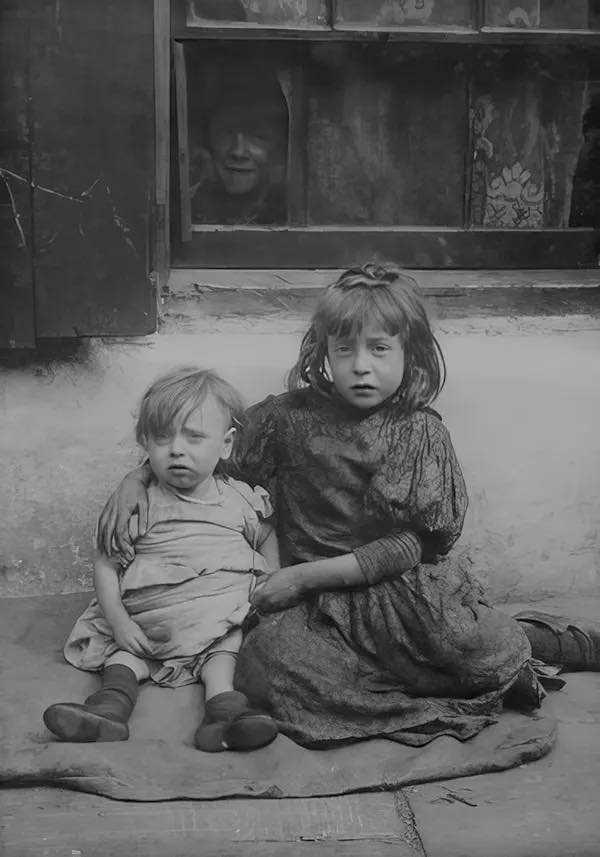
143,396 -> 234,496
327,325 -> 405,409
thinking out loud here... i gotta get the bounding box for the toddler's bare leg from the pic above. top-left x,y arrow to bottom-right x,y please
105,650 -> 150,682
200,628 -> 242,701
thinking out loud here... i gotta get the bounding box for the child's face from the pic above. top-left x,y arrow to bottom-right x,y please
327,326 -> 406,409
143,396 -> 234,495
210,105 -> 286,196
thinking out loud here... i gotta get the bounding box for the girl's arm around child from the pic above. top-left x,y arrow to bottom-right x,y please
254,520 -> 280,573
251,529 -> 422,614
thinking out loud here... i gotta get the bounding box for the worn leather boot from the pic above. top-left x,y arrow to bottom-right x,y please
43,664 -> 139,742
194,690 -> 278,752
515,611 -> 600,671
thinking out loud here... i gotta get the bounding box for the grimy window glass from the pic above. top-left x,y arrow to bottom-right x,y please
181,40 -> 599,231
185,43 -> 291,226
335,0 -> 474,28
305,43 -> 467,226
185,0 -> 328,28
484,0 -> 600,29
470,51 -> 599,229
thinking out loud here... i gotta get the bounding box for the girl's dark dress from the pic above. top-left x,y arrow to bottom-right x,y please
235,389 -> 540,747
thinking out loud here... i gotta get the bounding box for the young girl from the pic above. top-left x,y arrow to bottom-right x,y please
98,265 -> 600,748
43,367 -> 279,752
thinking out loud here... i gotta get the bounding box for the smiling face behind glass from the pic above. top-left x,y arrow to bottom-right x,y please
209,101 -> 287,197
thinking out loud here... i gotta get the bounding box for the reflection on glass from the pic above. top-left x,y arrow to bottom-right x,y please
484,0 -> 593,29
187,48 -> 289,225
186,0 -> 328,27
335,0 -> 473,28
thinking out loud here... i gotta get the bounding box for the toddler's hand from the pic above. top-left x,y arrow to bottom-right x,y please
251,567 -> 305,614
111,616 -> 153,657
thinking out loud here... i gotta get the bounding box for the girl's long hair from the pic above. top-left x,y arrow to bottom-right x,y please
287,263 -> 446,414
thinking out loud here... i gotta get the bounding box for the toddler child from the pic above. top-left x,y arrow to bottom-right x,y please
43,367 -> 279,752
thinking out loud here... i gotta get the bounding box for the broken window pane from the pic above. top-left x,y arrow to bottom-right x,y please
335,0 -> 473,28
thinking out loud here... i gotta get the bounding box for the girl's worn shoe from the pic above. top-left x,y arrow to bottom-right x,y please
194,690 -> 278,752
515,611 -> 600,671
42,664 -> 139,742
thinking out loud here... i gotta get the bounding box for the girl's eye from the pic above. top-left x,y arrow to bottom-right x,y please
335,345 -> 352,354
153,433 -> 171,443
373,345 -> 390,354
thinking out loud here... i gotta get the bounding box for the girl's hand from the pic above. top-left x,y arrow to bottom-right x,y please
251,567 -> 306,614
97,472 -> 150,563
110,615 -> 153,658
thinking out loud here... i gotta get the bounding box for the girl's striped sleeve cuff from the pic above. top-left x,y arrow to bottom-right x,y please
353,530 -> 422,585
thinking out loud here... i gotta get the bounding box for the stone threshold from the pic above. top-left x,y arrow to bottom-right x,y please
167,268 -> 600,294
161,271 -> 600,327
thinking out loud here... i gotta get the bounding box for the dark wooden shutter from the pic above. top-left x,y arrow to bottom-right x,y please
0,2 -> 35,348
31,0 -> 157,337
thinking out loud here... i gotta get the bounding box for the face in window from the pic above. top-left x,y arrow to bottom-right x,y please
209,102 -> 287,197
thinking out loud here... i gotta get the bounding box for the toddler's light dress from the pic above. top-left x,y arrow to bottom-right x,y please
64,477 -> 271,687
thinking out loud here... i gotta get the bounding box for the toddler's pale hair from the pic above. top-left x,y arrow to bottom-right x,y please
135,366 -> 245,451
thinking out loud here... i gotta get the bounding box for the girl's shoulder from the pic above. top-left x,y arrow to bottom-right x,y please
247,388 -> 316,421
398,406 -> 453,447
410,406 -> 444,430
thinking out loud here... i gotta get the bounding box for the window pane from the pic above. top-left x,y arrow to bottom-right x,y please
335,0 -> 473,28
306,44 -> 467,225
185,43 -> 291,225
570,88 -> 600,227
186,0 -> 328,28
484,1 -> 595,29
470,51 -> 598,228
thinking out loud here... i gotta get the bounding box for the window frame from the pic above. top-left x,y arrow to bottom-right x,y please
167,0 -> 600,270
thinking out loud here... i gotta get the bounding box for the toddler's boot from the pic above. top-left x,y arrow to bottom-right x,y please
43,664 -> 139,742
194,690 -> 278,752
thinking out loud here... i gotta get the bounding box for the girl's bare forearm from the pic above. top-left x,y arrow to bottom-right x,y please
295,553 -> 363,592
296,531 -> 422,592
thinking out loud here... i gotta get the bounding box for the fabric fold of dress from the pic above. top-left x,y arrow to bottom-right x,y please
65,478 -> 272,687
234,389 -> 541,746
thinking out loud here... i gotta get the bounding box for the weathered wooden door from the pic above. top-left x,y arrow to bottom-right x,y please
1,1 -> 35,348
1,0 -> 158,347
